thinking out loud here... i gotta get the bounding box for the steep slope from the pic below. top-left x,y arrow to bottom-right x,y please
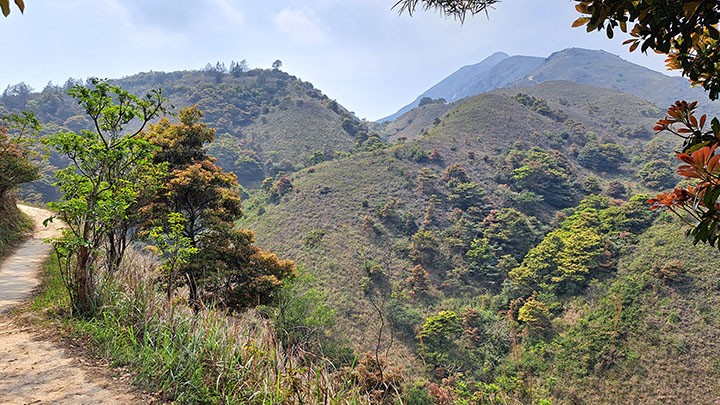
0,196 -> 32,259
540,219 -> 720,403
242,81 -> 672,353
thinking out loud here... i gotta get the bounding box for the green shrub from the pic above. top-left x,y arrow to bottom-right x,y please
31,253 -> 375,404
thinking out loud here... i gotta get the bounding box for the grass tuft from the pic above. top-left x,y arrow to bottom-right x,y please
29,250 -> 379,404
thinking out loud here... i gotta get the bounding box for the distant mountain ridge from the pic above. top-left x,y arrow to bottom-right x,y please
381,47 -> 720,122
380,51 -> 515,122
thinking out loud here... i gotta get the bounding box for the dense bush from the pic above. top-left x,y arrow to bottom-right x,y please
509,147 -> 578,208
577,141 -> 625,172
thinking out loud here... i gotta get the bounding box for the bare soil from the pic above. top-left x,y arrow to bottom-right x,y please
0,205 -> 143,404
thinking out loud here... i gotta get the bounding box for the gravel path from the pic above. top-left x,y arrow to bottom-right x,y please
0,204 -> 141,404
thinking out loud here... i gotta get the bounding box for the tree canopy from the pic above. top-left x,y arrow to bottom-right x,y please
140,106 -> 295,311
0,112 -> 40,198
46,78 -> 168,315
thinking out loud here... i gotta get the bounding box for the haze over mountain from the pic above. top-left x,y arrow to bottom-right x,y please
382,47 -> 719,123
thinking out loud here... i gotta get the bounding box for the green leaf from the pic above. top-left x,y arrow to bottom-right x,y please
42,216 -> 54,227
712,117 -> 720,135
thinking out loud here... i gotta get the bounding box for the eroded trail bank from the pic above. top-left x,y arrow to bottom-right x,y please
0,204 -> 140,404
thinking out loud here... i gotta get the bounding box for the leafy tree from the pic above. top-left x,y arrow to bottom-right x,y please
204,227 -> 295,309
45,78 -> 167,315
267,175 -> 294,202
418,310 -> 463,365
308,149 -> 327,165
481,208 -> 543,261
141,106 -> 294,311
2,83 -> 32,111
443,162 -> 470,183
229,59 -> 249,77
606,180 -> 627,199
466,237 -> 499,283
577,141 -> 625,172
637,159 -> 677,190
409,229 -> 443,269
582,176 -> 602,194
0,112 -> 40,199
0,0 -> 23,17
447,181 -> 484,210
407,264 -> 431,295
510,147 -> 577,208
146,212 -> 197,302
517,293 -> 551,336
272,59 -> 283,70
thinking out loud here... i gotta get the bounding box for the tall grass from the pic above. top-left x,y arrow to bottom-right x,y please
32,250 -> 383,404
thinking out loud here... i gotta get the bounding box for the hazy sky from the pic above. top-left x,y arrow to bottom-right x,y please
1,0 -> 670,120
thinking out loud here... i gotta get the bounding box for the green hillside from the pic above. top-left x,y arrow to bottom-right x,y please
1,67 -> 376,194
540,218 -> 720,403
244,81 -> 671,333
237,79 -> 720,401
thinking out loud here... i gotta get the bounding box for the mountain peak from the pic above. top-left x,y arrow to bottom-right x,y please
382,47 -> 720,123
378,51 -> 513,122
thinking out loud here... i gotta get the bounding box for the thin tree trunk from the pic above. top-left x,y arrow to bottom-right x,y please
187,272 -> 199,314
75,245 -> 94,316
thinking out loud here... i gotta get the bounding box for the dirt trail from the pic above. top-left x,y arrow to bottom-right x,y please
0,205 -> 141,404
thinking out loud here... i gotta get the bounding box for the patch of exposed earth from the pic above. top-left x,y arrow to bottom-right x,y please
0,205 -> 145,404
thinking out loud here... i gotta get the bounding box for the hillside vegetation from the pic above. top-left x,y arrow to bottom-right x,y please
0,113 -> 38,257
0,197 -> 31,258
1,65 -> 377,196
235,74 -> 720,401
4,47 -> 720,402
